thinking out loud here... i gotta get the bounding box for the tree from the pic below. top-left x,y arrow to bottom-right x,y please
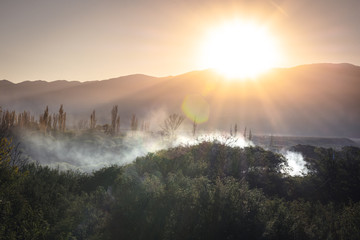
39,106 -> 50,134
130,114 -> 138,132
248,129 -> 252,141
52,113 -> 58,130
193,117 -> 198,136
17,111 -> 31,128
0,137 -> 47,239
90,110 -> 97,129
140,120 -> 150,132
58,105 -> 66,132
161,113 -> 185,137
110,105 -> 118,135
116,116 -> 120,134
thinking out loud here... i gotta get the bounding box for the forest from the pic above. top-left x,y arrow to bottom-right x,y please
1,106 -> 360,239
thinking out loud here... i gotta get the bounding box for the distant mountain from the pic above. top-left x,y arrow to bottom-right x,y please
1,63 -> 360,137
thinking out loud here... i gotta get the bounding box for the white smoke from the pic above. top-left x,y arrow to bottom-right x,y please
18,130 -> 253,172
18,128 -> 309,177
281,150 -> 308,176
19,131 -> 162,172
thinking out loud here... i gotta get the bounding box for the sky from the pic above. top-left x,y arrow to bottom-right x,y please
1,0 -> 360,83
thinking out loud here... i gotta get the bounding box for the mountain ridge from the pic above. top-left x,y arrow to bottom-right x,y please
1,63 -> 359,137
2,62 -> 360,85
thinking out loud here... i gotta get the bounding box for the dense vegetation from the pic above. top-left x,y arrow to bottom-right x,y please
1,128 -> 360,239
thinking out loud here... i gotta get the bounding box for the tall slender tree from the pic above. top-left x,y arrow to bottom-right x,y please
192,117 -> 198,136
110,105 -> 119,135
130,114 -> 138,132
39,106 -> 49,134
58,105 -> 66,132
90,110 -> 97,129
116,116 -> 120,134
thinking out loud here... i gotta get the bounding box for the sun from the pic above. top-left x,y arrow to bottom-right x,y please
199,20 -> 281,79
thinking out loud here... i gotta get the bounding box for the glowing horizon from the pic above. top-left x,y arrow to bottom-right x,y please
1,0 -> 360,83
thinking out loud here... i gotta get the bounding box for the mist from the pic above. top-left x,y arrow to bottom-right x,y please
281,150 -> 308,176
18,130 -> 252,172
19,131 -> 160,172
16,127 -> 308,178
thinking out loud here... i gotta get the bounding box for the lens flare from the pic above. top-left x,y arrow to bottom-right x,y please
181,94 -> 210,123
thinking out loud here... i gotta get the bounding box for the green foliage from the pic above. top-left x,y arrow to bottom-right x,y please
0,138 -> 47,239
106,142 -> 360,239
292,146 -> 360,203
81,165 -> 123,192
1,136 -> 360,239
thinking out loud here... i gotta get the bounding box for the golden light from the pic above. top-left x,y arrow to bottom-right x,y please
199,20 -> 281,79
182,94 -> 210,124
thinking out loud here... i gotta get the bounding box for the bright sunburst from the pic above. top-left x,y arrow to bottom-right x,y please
200,20 -> 280,79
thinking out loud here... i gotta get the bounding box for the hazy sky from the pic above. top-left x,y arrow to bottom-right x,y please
1,0 -> 360,82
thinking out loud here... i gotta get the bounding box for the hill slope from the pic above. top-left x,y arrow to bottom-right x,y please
1,63 -> 359,137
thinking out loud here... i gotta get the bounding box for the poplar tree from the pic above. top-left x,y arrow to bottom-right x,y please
90,110 -> 97,129
110,105 -> 118,135
58,105 -> 66,132
130,114 -> 138,132
192,117 -> 197,136
39,106 -> 49,134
